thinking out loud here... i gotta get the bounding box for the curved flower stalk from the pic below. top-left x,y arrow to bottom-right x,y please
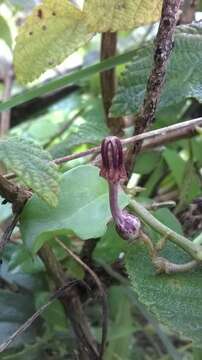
100,136 -> 140,241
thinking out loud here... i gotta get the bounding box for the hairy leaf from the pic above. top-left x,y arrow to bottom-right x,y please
14,0 -> 162,83
14,0 -> 91,84
111,23 -> 202,117
0,137 -> 60,207
126,242 -> 202,346
20,165 -> 129,253
126,210 -> 202,345
84,0 -> 162,32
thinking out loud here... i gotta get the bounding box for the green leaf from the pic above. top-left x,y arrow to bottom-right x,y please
135,151 -> 161,175
105,286 -> 134,360
20,165 -> 129,253
126,239 -> 202,347
14,0 -> 162,83
0,137 -> 60,207
35,292 -> 67,332
192,137 -> 202,166
0,290 -> 36,348
0,15 -> 12,48
153,208 -> 183,235
0,259 -> 44,291
50,98 -> 109,158
93,223 -> 127,264
111,23 -> 202,117
142,158 -> 165,197
163,148 -> 185,187
163,149 -> 201,208
126,205 -> 202,347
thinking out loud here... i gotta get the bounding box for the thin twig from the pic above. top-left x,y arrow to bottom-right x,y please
55,238 -> 108,360
126,0 -> 182,172
44,109 -> 84,149
3,117 -> 202,180
0,280 -> 79,353
54,117 -> 202,165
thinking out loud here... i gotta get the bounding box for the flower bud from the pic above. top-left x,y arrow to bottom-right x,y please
100,136 -> 127,183
116,211 -> 141,241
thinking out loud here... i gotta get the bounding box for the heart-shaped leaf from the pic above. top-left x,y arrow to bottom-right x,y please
20,165 -> 129,253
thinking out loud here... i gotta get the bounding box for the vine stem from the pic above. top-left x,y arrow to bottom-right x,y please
129,199 -> 202,261
4,116 -> 202,180
55,238 -> 108,360
126,0 -> 182,172
53,117 -> 202,165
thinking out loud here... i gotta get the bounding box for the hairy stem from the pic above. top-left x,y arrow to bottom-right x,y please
108,182 -> 122,221
129,199 -> 202,261
126,0 -> 182,172
153,257 -> 198,274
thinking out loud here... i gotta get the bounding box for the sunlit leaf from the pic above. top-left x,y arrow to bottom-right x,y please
14,0 -> 91,84
14,0 -> 162,83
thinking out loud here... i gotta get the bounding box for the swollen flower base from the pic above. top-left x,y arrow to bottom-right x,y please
100,136 -> 140,241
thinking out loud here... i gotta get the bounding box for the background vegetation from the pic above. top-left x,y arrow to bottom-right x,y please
0,0 -> 202,359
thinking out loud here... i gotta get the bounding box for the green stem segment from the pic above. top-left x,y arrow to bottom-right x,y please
129,199 -> 202,261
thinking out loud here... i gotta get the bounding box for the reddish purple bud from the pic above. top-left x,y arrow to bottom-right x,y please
100,136 -> 127,183
100,136 -> 141,241
116,211 -> 141,241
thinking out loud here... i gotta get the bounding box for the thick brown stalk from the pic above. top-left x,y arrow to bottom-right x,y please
39,244 -> 99,360
100,32 -> 122,134
126,0 -> 182,173
0,173 -> 30,212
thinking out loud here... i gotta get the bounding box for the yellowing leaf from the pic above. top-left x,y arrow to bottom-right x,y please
14,0 -> 163,84
84,0 -> 163,32
14,0 -> 91,84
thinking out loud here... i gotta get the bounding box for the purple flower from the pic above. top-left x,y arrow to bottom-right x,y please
100,136 -> 127,183
100,136 -> 140,241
